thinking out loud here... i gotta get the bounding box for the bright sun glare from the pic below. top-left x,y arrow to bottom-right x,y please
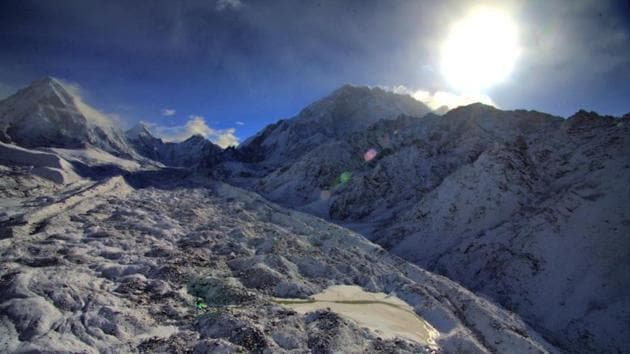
441,7 -> 520,92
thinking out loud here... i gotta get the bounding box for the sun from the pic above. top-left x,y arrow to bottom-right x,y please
441,7 -> 520,92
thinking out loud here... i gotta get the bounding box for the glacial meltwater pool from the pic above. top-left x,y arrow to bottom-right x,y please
273,285 -> 438,345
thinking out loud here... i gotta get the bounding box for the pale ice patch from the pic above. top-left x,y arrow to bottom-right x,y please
274,285 -> 439,345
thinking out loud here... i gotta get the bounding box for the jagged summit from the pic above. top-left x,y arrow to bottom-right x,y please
125,122 -> 155,140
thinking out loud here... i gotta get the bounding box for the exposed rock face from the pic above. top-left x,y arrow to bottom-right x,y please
0,77 -> 133,158
224,93 -> 630,352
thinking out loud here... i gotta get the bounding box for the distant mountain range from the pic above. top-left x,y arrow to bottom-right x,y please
125,122 -> 222,168
1,77 -> 628,353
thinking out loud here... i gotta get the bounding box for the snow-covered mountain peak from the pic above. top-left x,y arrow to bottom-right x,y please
237,84 -> 432,164
0,77 -> 132,156
8,76 -> 75,110
27,76 -> 63,91
29,75 -> 63,88
126,122 -> 155,140
297,84 -> 430,127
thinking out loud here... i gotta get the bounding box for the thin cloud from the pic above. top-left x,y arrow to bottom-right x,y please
216,0 -> 243,11
235,121 -> 245,126
152,115 -> 239,148
161,108 -> 176,116
56,78 -> 127,128
388,85 -> 495,112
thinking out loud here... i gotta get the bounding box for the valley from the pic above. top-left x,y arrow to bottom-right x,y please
0,77 -> 628,353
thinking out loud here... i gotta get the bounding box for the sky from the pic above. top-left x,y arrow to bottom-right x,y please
0,0 -> 629,146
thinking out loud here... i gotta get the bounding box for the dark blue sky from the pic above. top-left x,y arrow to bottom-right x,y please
1,0 -> 629,144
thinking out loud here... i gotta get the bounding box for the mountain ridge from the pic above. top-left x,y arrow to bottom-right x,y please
125,123 -> 221,168
236,84 -> 432,165
211,87 -> 629,352
0,77 -> 628,352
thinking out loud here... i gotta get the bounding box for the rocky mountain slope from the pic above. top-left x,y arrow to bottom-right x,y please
220,89 -> 630,352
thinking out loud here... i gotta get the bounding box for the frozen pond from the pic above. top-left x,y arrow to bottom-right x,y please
274,285 -> 438,345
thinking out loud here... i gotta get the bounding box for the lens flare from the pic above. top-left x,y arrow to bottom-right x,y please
364,148 -> 378,162
338,171 -> 352,185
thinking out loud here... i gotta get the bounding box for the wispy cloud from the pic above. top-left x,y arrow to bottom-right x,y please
388,85 -> 495,112
56,78 -> 128,127
235,121 -> 245,126
216,0 -> 243,11
152,115 -> 239,148
161,108 -> 176,116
